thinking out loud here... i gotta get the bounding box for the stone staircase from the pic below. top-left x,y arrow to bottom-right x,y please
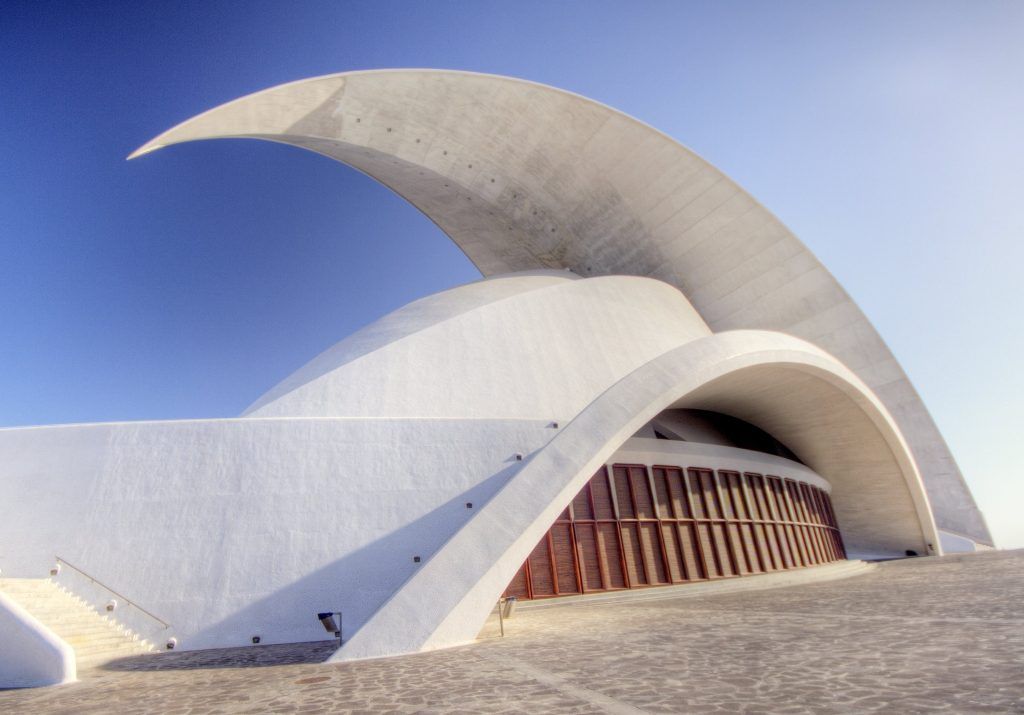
0,577 -> 155,669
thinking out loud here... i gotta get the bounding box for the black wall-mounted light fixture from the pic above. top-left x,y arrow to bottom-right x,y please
251,635 -> 261,644
318,611 -> 343,640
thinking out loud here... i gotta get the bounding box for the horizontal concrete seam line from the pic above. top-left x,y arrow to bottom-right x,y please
478,652 -> 649,715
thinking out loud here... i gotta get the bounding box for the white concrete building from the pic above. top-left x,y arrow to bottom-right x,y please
0,70 -> 991,687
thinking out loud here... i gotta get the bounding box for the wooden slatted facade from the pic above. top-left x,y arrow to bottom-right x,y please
504,463 -> 845,600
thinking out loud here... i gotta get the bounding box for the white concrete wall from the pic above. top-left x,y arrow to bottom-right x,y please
0,591 -> 75,688
131,69 -> 990,546
333,330 -> 938,662
246,273 -> 711,420
0,418 -> 551,651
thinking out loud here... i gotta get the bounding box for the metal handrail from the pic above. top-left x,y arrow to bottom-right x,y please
54,555 -> 170,629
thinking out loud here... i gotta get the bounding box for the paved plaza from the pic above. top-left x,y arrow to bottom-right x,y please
2,550 -> 1022,714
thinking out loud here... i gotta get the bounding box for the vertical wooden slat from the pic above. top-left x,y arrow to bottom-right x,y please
740,523 -> 763,573
639,522 -> 669,584
620,522 -> 646,586
677,522 -> 704,579
591,467 -> 616,520
574,523 -> 602,591
596,522 -> 626,588
652,468 -> 673,518
697,523 -> 720,578
527,536 -> 554,596
504,562 -> 530,599
572,483 -> 594,520
687,469 -> 708,518
661,522 -> 685,581
630,466 -> 656,519
613,466 -> 636,519
550,523 -> 580,594
666,467 -> 690,518
711,523 -> 736,576
727,523 -> 750,574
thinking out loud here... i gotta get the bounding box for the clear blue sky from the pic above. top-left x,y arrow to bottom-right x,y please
2,1 -> 1021,547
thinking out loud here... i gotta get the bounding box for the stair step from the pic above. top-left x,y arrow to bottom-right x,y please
2,578 -> 159,666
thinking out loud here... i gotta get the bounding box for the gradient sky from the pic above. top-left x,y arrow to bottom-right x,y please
2,1 -> 1022,547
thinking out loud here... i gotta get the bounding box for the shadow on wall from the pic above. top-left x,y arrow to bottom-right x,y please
102,467 -> 516,671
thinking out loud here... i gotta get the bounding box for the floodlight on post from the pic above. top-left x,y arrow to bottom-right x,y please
318,611 -> 343,640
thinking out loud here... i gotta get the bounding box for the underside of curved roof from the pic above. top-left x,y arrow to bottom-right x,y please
131,69 -> 991,546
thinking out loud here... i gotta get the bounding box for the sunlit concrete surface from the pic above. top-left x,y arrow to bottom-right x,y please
3,550 -> 1021,714
132,69 -> 991,548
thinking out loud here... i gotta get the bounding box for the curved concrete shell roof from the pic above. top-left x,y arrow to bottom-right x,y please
132,69 -> 990,546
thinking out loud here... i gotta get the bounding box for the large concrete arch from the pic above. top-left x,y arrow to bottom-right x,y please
131,70 -> 989,546
333,330 -> 940,662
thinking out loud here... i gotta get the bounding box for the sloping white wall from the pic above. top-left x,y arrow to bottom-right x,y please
0,591 -> 75,688
246,274 -> 711,420
0,418 -> 552,651
334,330 -> 939,662
131,69 -> 991,546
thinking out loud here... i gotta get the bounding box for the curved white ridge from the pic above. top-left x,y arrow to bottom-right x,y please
244,270 -> 581,414
247,274 -> 712,420
132,69 -> 990,545
333,329 -> 938,661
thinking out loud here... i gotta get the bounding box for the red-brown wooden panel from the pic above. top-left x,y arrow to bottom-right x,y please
572,483 -> 594,521
630,467 -> 656,519
821,491 -> 840,530
805,525 -> 824,564
799,483 -> 820,525
660,523 -> 685,582
686,470 -> 707,518
591,468 -> 616,520
727,472 -> 749,519
767,478 -> 789,520
718,471 -> 738,518
786,480 -> 809,523
711,523 -> 736,576
620,523 -> 646,586
773,524 -> 793,568
504,457 -> 848,601
726,523 -> 750,574
812,526 -> 831,562
596,522 -> 626,588
574,523 -> 603,591
696,523 -> 720,578
666,467 -> 691,519
784,524 -> 805,567
678,522 -> 704,579
740,523 -> 763,573
550,523 -> 580,594
652,468 -> 673,519
812,525 -> 829,563
639,522 -> 669,584
799,525 -> 819,565
701,470 -> 722,519
613,466 -> 636,519
754,523 -> 777,571
504,562 -> 530,599
528,537 -> 555,597
748,473 -> 770,520
834,525 -> 847,559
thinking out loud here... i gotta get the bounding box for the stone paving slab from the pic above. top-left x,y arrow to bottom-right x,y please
2,550 -> 1022,714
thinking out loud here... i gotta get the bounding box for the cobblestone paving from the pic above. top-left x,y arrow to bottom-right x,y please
2,550 -> 1022,714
